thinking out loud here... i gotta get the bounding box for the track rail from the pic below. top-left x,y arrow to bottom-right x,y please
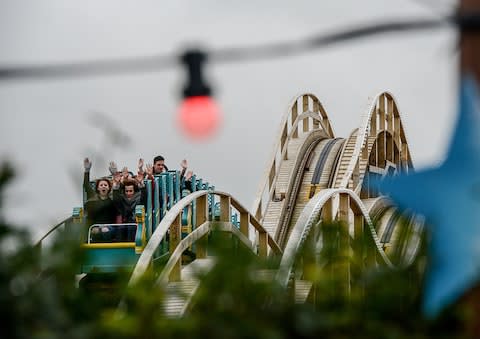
252,93 -> 334,223
37,90 -> 426,315
276,188 -> 395,288
337,92 -> 414,193
129,190 -> 282,286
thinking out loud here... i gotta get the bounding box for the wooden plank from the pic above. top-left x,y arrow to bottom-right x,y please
303,96 -> 309,132
379,95 -> 385,131
196,195 -> 208,258
220,196 -> 231,222
292,101 -> 298,138
370,112 -> 377,137
169,214 -> 182,282
258,231 -> 267,258
240,211 -> 249,238
336,193 -> 351,297
295,280 -> 313,304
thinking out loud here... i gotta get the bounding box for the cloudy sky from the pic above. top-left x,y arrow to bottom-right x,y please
0,0 -> 458,239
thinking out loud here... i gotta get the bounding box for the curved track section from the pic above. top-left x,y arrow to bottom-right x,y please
36,216 -> 74,247
276,188 -> 394,288
121,91 -> 424,312
252,91 -> 421,263
276,137 -> 344,248
262,92 -> 424,298
251,93 -> 334,221
365,196 -> 424,266
252,94 -> 340,249
130,190 -> 282,284
127,190 -> 282,317
332,92 -> 414,195
38,90 -> 427,315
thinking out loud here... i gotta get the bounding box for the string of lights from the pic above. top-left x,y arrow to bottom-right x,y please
1,12 -> 478,139
0,15 -> 471,81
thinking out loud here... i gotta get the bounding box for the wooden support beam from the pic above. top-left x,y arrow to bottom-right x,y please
313,98 -> 320,128
387,98 -> 394,134
325,119 -> 332,136
362,141 -> 368,160
240,211 -> 249,238
394,112 -> 401,143
338,193 -> 349,224
370,112 -> 377,137
401,143 -> 409,173
269,160 -> 276,189
322,198 -> 333,223
196,195 -> 208,258
336,193 -> 351,297
169,214 -> 182,282
303,224 -> 318,282
258,231 -> 267,258
196,235 -> 208,259
292,101 -> 298,138
353,159 -> 360,188
379,96 -> 385,131
220,196 -> 231,222
365,236 -> 377,267
394,114 -> 401,164
377,133 -> 386,168
303,95 -> 309,132
386,134 -> 393,164
255,200 -> 262,222
281,124 -> 288,160
354,214 -> 364,271
353,214 -> 363,241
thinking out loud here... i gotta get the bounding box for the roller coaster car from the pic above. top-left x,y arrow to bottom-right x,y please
76,172 -> 215,276
80,223 -> 141,274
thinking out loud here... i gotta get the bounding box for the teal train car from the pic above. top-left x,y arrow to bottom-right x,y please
76,171 -> 220,276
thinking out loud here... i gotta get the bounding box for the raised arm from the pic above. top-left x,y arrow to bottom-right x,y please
108,161 -> 118,176
145,163 -> 154,181
137,158 -> 144,176
179,159 -> 188,179
83,158 -> 96,199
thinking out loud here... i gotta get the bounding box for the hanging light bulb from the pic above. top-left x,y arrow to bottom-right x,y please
177,49 -> 221,140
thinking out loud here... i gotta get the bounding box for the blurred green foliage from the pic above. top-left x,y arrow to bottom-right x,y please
0,164 -> 474,338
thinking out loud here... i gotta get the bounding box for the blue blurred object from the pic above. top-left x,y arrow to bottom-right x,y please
379,74 -> 480,317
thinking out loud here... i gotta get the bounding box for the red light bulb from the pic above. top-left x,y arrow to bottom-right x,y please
177,95 -> 221,140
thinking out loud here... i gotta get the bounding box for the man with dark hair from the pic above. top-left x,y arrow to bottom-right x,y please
153,155 -> 169,174
148,156 -> 192,212
151,156 -> 189,186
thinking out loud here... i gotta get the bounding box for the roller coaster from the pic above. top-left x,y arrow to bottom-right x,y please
36,91 -> 425,317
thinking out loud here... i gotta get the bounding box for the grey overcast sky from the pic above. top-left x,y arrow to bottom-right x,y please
0,0 -> 458,239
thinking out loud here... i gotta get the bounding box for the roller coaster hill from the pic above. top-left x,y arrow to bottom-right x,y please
36,92 -> 425,316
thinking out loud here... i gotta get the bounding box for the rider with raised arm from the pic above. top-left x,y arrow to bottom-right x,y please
83,158 -> 117,239
112,160 -> 147,224
179,159 -> 194,192
153,155 -> 168,174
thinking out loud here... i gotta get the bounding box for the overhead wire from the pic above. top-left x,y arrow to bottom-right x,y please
0,13 -> 477,82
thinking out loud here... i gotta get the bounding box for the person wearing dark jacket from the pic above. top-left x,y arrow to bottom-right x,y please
112,170 -> 147,241
152,155 -> 168,174
83,158 -> 117,241
112,175 -> 147,223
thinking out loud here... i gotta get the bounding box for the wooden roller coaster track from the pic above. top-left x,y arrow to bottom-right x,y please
37,90 -> 425,318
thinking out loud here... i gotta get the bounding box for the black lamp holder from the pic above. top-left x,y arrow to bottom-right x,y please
181,49 -> 211,98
